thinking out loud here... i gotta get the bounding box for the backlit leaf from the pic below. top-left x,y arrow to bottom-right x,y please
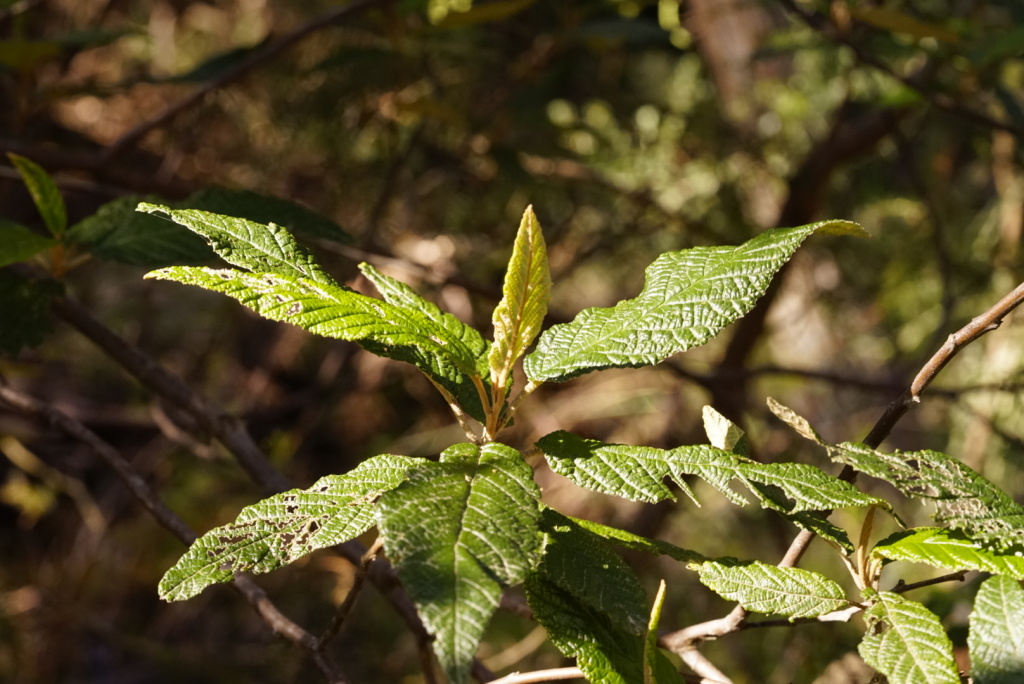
0,221 -> 56,268
489,205 -> 551,392
872,527 -> 1024,579
524,220 -> 866,383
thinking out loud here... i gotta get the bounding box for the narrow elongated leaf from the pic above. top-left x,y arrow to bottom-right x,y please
158,455 -> 419,602
489,205 -> 551,390
377,443 -> 541,684
524,220 -> 866,383
694,560 -> 849,619
538,431 -> 882,512
7,153 -> 66,237
67,196 -> 215,267
144,266 -> 488,419
0,221 -> 56,267
0,271 -> 61,354
969,575 -> 1024,684
524,510 -> 683,684
138,203 -> 333,284
644,581 -> 667,684
873,528 -> 1024,579
829,442 -> 1024,550
858,591 -> 960,684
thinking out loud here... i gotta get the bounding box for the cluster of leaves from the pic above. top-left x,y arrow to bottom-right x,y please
123,196 -> 1023,683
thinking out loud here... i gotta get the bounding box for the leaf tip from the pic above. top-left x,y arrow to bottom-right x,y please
136,202 -> 169,216
816,220 -> 870,238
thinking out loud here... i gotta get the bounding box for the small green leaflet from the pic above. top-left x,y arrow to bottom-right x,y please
858,591 -> 960,684
644,580 -> 667,684
158,455 -> 419,602
67,196 -> 214,267
377,443 -> 541,684
524,510 -> 683,684
537,431 -> 882,512
872,528 -> 1024,579
146,267 -> 488,420
524,220 -> 866,383
829,442 -> 1024,550
693,560 -> 849,619
969,575 -> 1024,684
7,153 -> 66,237
0,221 -> 56,268
0,270 -> 61,354
488,205 -> 551,392
138,203 -> 333,284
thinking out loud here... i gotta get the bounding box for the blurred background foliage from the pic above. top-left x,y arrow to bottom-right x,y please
2,0 -> 1024,682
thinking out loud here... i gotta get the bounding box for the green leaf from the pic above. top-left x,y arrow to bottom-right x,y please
7,153 -> 67,237
144,266 -> 488,418
377,443 -> 542,684
137,203 -> 333,284
524,510 -> 683,684
568,516 -> 706,563
0,271 -> 61,354
524,220 -> 866,383
538,431 -> 882,512
428,0 -> 473,24
158,455 -> 417,601
829,442 -> 1024,550
693,559 -> 849,619
644,580 -> 667,684
183,188 -> 351,245
488,205 -> 551,392
873,528 -> 1024,579
0,40 -> 60,71
858,591 -> 960,684
969,575 -> 1024,684
0,221 -> 56,267
66,196 -> 215,267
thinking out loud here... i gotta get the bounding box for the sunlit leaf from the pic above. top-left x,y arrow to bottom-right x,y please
158,455 -> 419,601
872,527 -> 1024,579
969,575 -> 1024,684
489,205 -> 551,391
568,516 -> 705,563
829,442 -> 1024,550
377,443 -> 541,684
858,591 -> 960,684
693,559 -> 849,619
138,203 -> 333,283
524,220 -> 866,383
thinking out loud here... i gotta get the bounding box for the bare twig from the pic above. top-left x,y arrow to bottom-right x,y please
891,571 -> 968,594
0,382 -> 348,683
101,0 -> 387,161
316,538 -> 384,650
489,667 -> 585,683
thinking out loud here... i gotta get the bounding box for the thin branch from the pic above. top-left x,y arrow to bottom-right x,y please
489,667 -> 586,684
316,538 -> 384,650
101,0 -> 387,161
890,571 -> 968,594
0,382 -> 348,683
776,0 -> 1020,135
50,294 -> 292,494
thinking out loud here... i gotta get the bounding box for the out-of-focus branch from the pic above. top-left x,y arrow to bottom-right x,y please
776,0 -> 1020,135
0,382 -> 348,684
102,0 -> 388,161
